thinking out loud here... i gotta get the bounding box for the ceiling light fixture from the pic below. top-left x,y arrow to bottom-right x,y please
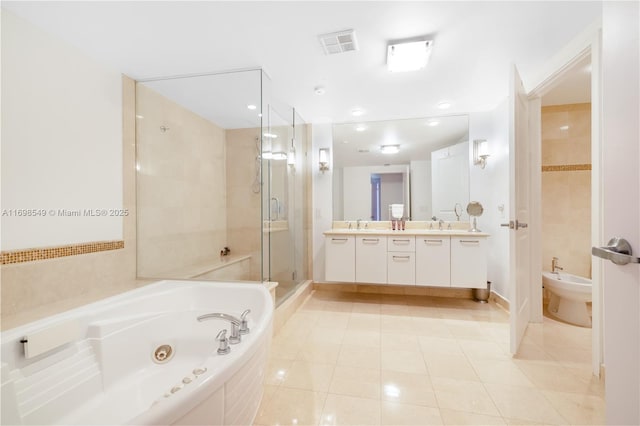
437,101 -> 451,110
387,40 -> 433,72
380,144 -> 400,154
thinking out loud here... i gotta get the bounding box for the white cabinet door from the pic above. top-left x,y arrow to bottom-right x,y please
325,236 -> 355,282
356,236 -> 387,284
450,237 -> 487,288
388,252 -> 415,285
415,236 -> 451,287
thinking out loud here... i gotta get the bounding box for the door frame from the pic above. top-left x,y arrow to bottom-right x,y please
526,27 -> 603,377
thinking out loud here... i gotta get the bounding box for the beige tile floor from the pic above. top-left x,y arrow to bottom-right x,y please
254,290 -> 605,426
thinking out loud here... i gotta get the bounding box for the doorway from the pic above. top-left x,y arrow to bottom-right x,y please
527,40 -> 602,377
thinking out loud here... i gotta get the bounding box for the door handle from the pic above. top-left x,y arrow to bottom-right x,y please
516,220 -> 528,229
592,237 -> 640,265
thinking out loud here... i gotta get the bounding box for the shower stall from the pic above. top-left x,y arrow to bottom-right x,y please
135,68 -> 309,306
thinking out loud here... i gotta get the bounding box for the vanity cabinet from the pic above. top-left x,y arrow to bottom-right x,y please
325,235 -> 355,282
387,236 -> 415,285
355,236 -> 387,284
450,236 -> 487,288
415,236 -> 451,287
324,230 -> 488,289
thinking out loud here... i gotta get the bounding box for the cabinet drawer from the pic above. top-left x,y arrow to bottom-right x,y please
387,236 -> 416,252
415,236 -> 451,287
387,252 -> 415,285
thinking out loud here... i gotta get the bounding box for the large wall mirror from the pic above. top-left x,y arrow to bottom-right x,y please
332,115 -> 470,222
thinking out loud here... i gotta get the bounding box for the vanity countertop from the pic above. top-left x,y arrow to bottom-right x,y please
324,229 -> 490,237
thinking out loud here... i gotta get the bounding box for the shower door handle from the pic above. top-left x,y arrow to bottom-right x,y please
592,237 -> 640,265
501,221 -> 514,229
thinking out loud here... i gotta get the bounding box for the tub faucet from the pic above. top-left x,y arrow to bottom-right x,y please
552,257 -> 563,273
198,313 -> 242,344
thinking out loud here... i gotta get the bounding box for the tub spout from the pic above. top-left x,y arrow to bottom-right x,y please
198,313 -> 242,344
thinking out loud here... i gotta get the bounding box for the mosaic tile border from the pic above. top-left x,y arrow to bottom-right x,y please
542,164 -> 591,172
1,240 -> 124,265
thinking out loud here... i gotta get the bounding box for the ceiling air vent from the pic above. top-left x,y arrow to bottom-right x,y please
318,29 -> 358,55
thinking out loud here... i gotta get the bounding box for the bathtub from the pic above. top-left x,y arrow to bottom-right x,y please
0,280 -> 273,425
542,271 -> 592,327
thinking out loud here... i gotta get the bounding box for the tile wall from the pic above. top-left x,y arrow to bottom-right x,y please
541,103 -> 591,278
1,77 -> 140,329
136,84 -> 227,277
225,128 -> 263,280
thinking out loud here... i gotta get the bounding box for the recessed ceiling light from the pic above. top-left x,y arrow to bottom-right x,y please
351,108 -> 365,117
427,120 -> 439,127
355,125 -> 366,132
314,86 -> 326,95
437,102 -> 451,110
247,104 -> 257,110
380,144 -> 400,154
387,40 -> 433,72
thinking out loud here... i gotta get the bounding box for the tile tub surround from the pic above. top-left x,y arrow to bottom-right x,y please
255,290 -> 604,426
1,76 -> 138,327
541,103 -> 592,279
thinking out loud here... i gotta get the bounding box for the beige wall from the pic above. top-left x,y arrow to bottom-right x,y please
1,76 -> 140,329
136,84 -> 227,277
541,103 -> 591,278
225,128 -> 263,280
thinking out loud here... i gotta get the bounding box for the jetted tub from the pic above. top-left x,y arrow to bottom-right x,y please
0,280 -> 273,425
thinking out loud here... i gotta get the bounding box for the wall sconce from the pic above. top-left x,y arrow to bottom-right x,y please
473,139 -> 490,169
319,148 -> 330,173
287,139 -> 296,168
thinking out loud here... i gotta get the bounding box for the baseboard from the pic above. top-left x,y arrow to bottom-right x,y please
312,282 -> 474,299
489,291 -> 510,313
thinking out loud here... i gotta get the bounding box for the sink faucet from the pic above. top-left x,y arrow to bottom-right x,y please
439,219 -> 444,230
551,257 -> 563,273
198,313 -> 244,344
357,219 -> 362,230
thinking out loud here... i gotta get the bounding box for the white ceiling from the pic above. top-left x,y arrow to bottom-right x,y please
2,1 -> 601,125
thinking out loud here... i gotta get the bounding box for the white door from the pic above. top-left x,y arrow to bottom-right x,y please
597,3 -> 640,423
509,65 -> 532,355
